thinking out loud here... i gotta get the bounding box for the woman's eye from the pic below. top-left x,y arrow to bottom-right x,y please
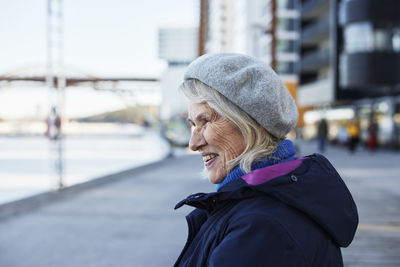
187,120 -> 195,127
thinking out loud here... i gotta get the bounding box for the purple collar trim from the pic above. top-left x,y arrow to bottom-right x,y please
242,157 -> 305,186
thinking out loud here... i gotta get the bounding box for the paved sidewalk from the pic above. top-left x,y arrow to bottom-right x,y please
0,155 -> 213,267
0,142 -> 399,267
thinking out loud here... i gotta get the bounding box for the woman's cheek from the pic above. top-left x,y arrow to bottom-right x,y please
204,124 -> 224,144
203,129 -> 214,145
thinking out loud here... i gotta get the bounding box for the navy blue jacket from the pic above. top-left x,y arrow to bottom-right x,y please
174,154 -> 358,267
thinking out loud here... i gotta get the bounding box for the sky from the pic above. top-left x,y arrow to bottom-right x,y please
0,0 -> 198,119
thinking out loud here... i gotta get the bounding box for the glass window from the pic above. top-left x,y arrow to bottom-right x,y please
278,0 -> 296,9
344,22 -> 374,53
344,22 -> 400,53
276,61 -> 296,74
374,29 -> 392,51
277,18 -> 296,31
392,28 -> 400,52
276,40 -> 296,53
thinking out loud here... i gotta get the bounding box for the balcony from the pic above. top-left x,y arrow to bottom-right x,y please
298,78 -> 333,106
340,52 -> 400,89
301,0 -> 329,19
342,0 -> 400,25
301,17 -> 329,45
301,47 -> 330,73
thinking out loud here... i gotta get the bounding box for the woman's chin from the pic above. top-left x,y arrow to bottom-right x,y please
208,177 -> 219,184
207,174 -> 225,184
202,167 -> 226,184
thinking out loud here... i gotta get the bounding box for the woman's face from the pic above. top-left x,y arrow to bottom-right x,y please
187,101 -> 246,184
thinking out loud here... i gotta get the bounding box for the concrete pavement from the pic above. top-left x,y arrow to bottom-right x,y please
0,142 -> 399,266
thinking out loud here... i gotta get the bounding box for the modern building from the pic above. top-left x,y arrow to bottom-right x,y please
206,0 -> 300,78
297,0 -> 332,107
340,0 -> 400,148
205,0 -> 235,52
298,0 -> 400,147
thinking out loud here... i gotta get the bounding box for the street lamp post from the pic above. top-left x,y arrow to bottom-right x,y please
46,0 -> 65,189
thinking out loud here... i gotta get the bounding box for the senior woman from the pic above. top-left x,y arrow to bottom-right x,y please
174,53 -> 358,267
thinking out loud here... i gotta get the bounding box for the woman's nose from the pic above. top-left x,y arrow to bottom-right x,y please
189,129 -> 207,151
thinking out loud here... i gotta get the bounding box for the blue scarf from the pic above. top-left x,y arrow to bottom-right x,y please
216,139 -> 296,191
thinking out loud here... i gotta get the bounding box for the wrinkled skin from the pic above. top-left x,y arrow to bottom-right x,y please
187,101 -> 246,184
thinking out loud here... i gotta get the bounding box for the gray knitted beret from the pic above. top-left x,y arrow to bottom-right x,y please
184,53 -> 298,139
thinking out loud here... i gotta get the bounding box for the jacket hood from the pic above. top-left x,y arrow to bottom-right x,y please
175,154 -> 359,247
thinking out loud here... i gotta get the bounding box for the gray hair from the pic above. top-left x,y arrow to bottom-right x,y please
180,79 -> 280,173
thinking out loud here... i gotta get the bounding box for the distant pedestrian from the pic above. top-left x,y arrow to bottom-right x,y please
174,53 -> 358,267
367,117 -> 379,152
317,118 -> 328,152
45,107 -> 62,140
347,118 -> 360,153
54,113 -> 61,140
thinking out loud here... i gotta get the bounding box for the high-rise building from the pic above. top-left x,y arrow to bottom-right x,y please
206,0 -> 235,52
297,0 -> 332,107
298,0 -> 400,147
205,0 -> 300,77
339,0 -> 400,148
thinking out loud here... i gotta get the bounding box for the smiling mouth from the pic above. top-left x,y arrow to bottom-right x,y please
203,154 -> 218,163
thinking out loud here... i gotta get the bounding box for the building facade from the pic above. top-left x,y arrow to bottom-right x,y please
298,0 -> 332,107
297,0 -> 400,147
339,0 -> 400,147
206,0 -> 300,78
206,0 -> 235,52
